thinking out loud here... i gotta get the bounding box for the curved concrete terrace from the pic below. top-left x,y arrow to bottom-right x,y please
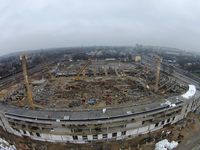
2,87 -> 194,122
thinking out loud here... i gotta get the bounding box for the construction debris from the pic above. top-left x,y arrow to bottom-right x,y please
3,60 -> 187,109
0,138 -> 16,150
154,139 -> 178,150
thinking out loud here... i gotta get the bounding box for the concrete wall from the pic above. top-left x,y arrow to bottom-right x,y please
0,104 -> 191,143
5,114 -> 181,143
0,88 -> 198,143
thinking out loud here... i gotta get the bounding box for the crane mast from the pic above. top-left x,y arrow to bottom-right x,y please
75,59 -> 92,80
20,55 -> 35,110
74,50 -> 99,81
155,56 -> 161,92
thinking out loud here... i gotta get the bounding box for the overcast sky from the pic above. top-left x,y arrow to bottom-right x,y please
0,0 -> 200,56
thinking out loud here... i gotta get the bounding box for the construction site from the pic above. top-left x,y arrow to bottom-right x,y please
0,51 -> 200,149
1,55 -> 187,109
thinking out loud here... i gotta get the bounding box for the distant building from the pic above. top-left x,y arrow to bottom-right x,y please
105,58 -> 116,61
135,55 -> 141,62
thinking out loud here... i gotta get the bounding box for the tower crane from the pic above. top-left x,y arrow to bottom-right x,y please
74,50 -> 99,81
20,55 -> 35,110
42,56 -> 54,81
75,59 -> 92,80
154,56 -> 161,92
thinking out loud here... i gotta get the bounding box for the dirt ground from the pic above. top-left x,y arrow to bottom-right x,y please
0,112 -> 199,150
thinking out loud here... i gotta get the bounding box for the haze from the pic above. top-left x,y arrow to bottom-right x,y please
0,0 -> 200,56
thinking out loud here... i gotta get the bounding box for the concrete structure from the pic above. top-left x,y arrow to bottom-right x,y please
0,59 -> 199,144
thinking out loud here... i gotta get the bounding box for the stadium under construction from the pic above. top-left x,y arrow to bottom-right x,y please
0,53 -> 199,144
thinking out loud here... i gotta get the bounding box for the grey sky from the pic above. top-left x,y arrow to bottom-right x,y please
0,0 -> 200,55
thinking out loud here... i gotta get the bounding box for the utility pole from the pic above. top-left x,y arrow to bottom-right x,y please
20,55 -> 35,110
